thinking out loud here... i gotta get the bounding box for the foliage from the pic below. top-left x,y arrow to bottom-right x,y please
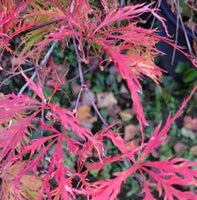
0,0 -> 197,200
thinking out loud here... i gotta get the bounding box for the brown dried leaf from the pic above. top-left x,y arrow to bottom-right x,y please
183,115 -> 197,130
77,105 -> 97,122
96,92 -> 117,108
82,118 -> 97,130
174,142 -> 187,154
81,91 -> 96,106
72,83 -> 81,95
11,57 -> 26,68
117,73 -> 122,82
151,147 -> 162,158
124,124 -> 138,142
131,138 -> 140,149
163,135 -> 172,145
190,145 -> 197,156
148,167 -> 160,183
107,104 -> 121,119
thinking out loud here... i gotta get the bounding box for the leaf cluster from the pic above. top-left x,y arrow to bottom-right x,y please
0,0 -> 197,200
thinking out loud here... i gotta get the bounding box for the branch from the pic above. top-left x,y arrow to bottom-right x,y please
0,66 -> 36,88
173,0 -> 195,59
72,34 -> 144,188
66,57 -> 100,83
17,23 -> 66,96
72,35 -> 108,126
23,19 -> 63,34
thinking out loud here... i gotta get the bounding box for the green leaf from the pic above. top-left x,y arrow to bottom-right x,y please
92,85 -> 103,92
183,68 -> 197,83
175,62 -> 189,73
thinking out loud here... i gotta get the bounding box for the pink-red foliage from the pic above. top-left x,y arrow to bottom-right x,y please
0,0 -> 197,200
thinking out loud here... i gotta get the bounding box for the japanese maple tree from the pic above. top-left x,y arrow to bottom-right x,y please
0,0 -> 197,199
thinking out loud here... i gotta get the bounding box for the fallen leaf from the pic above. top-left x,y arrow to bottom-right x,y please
131,138 -> 140,149
146,120 -> 154,127
124,124 -> 138,142
107,104 -> 121,119
109,65 -> 117,73
81,91 -> 96,106
82,118 -> 96,130
183,115 -> 197,130
119,109 -> 133,121
131,107 -> 137,115
174,142 -> 187,154
11,56 -> 26,68
72,83 -> 81,95
162,135 -> 172,145
117,73 -> 122,82
45,63 -> 68,88
151,147 -> 162,158
190,145 -> 197,156
96,92 -> 117,108
120,84 -> 129,94
85,161 -> 92,169
181,127 -> 195,139
77,105 -> 97,122
146,179 -> 157,188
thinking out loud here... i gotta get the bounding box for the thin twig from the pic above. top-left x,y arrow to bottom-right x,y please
74,86 -> 83,114
24,19 -> 63,34
173,0 -> 195,59
40,67 -> 45,147
171,0 -> 179,66
72,36 -> 85,85
118,0 -> 124,27
17,23 -> 65,96
125,158 -> 144,187
85,87 -> 108,126
150,1 -> 160,30
17,68 -> 38,96
66,58 -> 100,83
72,35 -> 108,126
0,66 -> 36,88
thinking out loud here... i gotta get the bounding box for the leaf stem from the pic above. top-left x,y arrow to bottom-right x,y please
72,35 -> 108,126
74,86 -> 83,113
40,67 -> 46,150
125,158 -> 144,187
66,58 -> 99,83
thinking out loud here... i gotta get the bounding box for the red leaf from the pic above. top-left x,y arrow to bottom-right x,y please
76,164 -> 139,200
96,41 -> 147,129
141,158 -> 197,200
22,73 -> 45,101
95,3 -> 155,32
0,94 -> 42,162
141,85 -> 197,160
